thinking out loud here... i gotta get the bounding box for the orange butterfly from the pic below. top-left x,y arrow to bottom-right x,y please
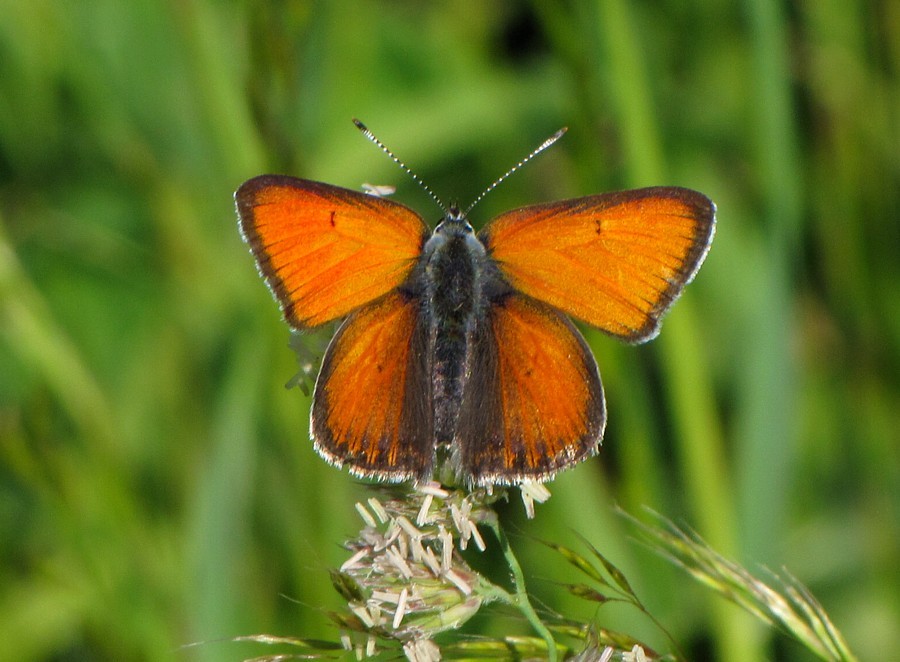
236,122 -> 715,487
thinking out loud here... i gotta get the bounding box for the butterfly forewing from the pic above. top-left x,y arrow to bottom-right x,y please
312,291 -> 433,481
236,175 -> 428,329
455,293 -> 605,485
481,187 -> 716,342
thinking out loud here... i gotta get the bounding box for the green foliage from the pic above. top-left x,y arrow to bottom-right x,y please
627,510 -> 860,662
1,2 -> 897,660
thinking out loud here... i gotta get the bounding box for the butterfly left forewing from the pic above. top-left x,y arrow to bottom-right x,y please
236,175 -> 428,329
480,187 -> 715,342
454,293 -> 605,485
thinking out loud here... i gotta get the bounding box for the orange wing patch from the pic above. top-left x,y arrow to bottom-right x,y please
482,187 -> 715,342
311,292 -> 432,481
236,175 -> 428,329
456,294 -> 605,485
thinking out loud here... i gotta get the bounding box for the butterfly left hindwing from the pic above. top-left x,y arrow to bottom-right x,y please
311,291 -> 434,481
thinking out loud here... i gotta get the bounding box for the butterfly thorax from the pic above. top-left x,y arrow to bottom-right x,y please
422,215 -> 489,446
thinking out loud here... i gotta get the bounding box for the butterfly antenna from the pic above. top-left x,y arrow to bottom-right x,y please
353,119 -> 449,215
463,127 -> 568,217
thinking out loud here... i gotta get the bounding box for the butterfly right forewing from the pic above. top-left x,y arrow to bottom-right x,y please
480,187 -> 716,343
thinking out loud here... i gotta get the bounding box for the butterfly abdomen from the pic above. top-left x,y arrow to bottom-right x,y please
424,220 -> 488,447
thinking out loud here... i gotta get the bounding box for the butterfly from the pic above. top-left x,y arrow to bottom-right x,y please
235,121 -> 716,487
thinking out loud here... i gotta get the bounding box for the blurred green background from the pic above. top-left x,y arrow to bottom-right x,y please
1,1 -> 897,660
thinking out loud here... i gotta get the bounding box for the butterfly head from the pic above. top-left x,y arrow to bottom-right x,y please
433,204 -> 474,237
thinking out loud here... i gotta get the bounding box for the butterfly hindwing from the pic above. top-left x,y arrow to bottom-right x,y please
454,293 -> 605,485
311,291 -> 433,481
236,175 -> 429,329
480,187 -> 716,342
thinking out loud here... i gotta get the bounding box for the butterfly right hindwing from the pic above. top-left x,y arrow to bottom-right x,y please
454,292 -> 606,485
